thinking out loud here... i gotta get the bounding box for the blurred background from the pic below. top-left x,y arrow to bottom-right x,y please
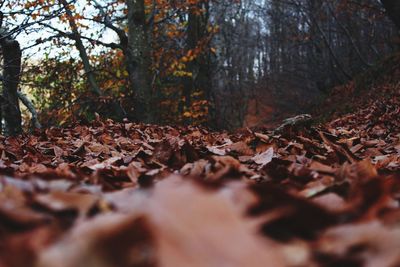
0,0 -> 398,131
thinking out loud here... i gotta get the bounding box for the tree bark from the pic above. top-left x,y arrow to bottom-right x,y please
380,0 -> 400,29
126,0 -> 155,123
0,34 -> 22,135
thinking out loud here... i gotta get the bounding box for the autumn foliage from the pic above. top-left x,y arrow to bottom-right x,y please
16,0 -> 215,127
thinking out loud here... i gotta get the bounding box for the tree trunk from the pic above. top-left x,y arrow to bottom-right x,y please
126,0 -> 154,123
60,0 -> 102,96
0,36 -> 22,135
381,0 -> 400,29
183,6 -> 201,110
183,2 -> 213,126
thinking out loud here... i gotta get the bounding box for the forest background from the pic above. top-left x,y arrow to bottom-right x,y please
0,0 -> 399,133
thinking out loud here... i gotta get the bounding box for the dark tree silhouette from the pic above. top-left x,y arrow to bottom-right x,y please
381,0 -> 400,29
0,11 -> 22,135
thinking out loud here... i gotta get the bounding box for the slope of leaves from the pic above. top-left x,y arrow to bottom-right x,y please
315,52 -> 400,122
0,91 -> 400,266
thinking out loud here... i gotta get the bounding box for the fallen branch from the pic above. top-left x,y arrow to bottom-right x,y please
274,114 -> 313,135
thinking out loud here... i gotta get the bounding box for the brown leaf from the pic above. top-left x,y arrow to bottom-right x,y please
317,222 -> 400,267
254,132 -> 270,143
252,147 -> 274,166
150,179 -> 285,267
37,215 -> 157,267
53,146 -> 64,158
206,145 -> 226,156
33,191 -> 100,216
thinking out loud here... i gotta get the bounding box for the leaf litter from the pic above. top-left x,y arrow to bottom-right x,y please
0,94 -> 400,266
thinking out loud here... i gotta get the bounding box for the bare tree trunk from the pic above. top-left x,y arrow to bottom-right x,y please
60,0 -> 102,96
381,0 -> 400,29
182,5 -> 200,125
183,2 -> 213,126
0,32 -> 22,135
126,0 -> 155,123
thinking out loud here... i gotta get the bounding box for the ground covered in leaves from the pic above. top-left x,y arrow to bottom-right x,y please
1,92 -> 400,267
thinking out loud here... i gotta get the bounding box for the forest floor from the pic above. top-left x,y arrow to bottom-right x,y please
0,57 -> 400,266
